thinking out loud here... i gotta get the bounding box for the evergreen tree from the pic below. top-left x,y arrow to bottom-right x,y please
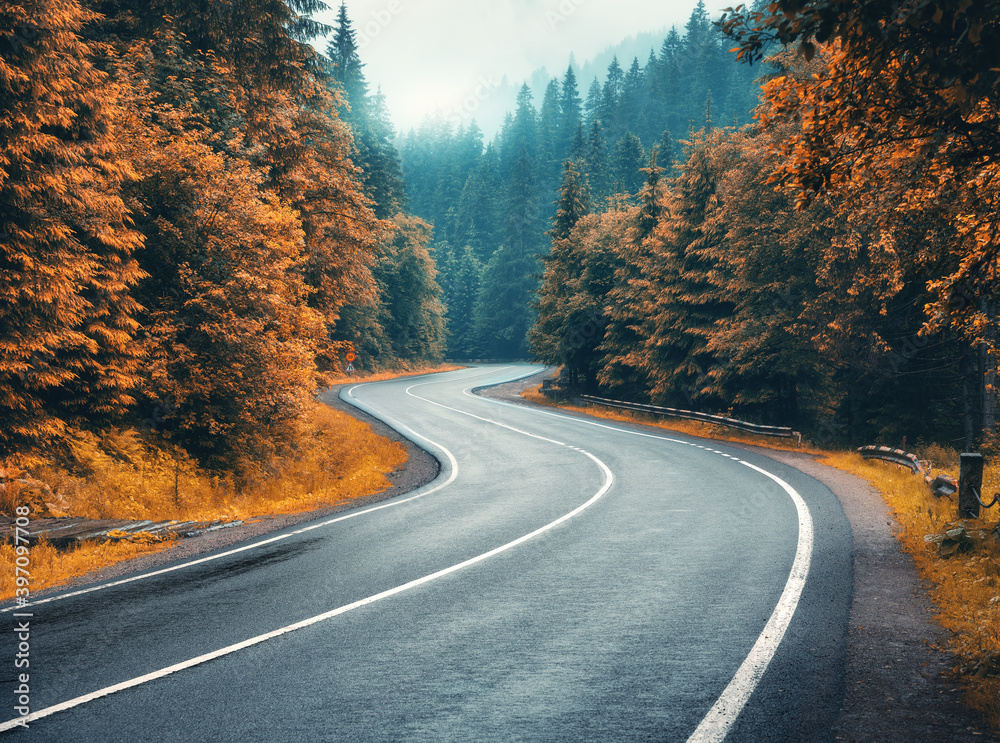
637,151 -> 665,239
619,58 -> 645,137
529,161 -> 597,384
445,244 -> 483,358
684,0 -> 711,50
584,120 -> 611,204
584,77 -> 603,127
538,79 -> 562,179
118,78 -> 327,473
326,2 -> 368,110
374,215 -> 446,362
504,84 -> 539,171
599,57 -> 624,136
558,65 -> 583,160
656,128 -> 676,177
639,130 -> 735,408
325,6 -> 405,218
472,147 -> 543,358
611,133 -> 646,198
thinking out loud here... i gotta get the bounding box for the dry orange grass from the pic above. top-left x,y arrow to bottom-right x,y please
0,538 -> 174,601
8,404 -> 407,525
1,402 -> 408,602
824,451 -> 1000,730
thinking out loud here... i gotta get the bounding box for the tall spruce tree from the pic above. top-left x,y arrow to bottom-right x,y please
558,65 -> 583,161
530,160 -> 597,384
472,147 -> 543,358
639,130 -> 735,408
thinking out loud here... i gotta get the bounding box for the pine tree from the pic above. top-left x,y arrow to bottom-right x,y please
529,161 -> 596,383
538,79 -> 562,179
325,6 -> 405,218
637,151 -> 665,239
374,215 -> 446,362
656,128 -> 676,177
445,244 -> 483,358
583,77 -> 603,127
704,129 -> 830,427
117,81 -> 327,473
611,133 -> 646,198
619,58 -> 645,136
472,147 -> 543,358
326,2 -> 368,110
584,120 -> 611,204
558,65 -> 583,161
600,57 -> 624,137
639,129 -> 735,408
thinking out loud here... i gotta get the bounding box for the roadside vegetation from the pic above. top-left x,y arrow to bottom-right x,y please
826,450 -> 1000,731
0,402 -> 406,601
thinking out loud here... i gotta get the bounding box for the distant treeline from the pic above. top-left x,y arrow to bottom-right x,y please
405,0 -> 1000,449
399,0 -> 761,359
533,21 -> 1000,449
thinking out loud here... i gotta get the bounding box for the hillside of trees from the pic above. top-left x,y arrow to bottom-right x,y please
531,6 -> 1000,450
399,0 -> 761,360
0,0 -> 444,479
5,0 -> 998,478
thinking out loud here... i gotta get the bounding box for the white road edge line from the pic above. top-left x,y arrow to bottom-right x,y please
0,366 -> 511,615
0,366 -> 612,733
469,387 -> 814,743
684,460 -> 813,743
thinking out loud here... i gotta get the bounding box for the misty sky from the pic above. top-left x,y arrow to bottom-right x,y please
313,1 -> 726,134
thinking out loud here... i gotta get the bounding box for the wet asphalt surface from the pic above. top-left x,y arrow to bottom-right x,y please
0,365 -> 994,741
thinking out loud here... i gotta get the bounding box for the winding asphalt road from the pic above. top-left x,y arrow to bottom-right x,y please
2,364 -> 853,742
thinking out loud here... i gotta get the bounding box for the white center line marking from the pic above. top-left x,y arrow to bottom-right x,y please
0,367 -> 611,732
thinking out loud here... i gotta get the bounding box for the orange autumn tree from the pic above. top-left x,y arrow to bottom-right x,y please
109,20 -> 386,476
721,0 -> 1000,444
115,50 -> 326,475
0,0 -> 144,459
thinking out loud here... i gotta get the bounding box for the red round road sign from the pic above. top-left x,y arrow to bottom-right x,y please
345,353 -> 356,362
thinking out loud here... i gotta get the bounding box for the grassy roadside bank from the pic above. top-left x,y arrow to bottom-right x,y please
522,384 -> 1000,732
0,363 -> 462,602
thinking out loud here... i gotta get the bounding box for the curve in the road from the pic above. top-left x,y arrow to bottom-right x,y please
1,366 -> 817,741
468,384 -> 815,743
0,368 -> 614,733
